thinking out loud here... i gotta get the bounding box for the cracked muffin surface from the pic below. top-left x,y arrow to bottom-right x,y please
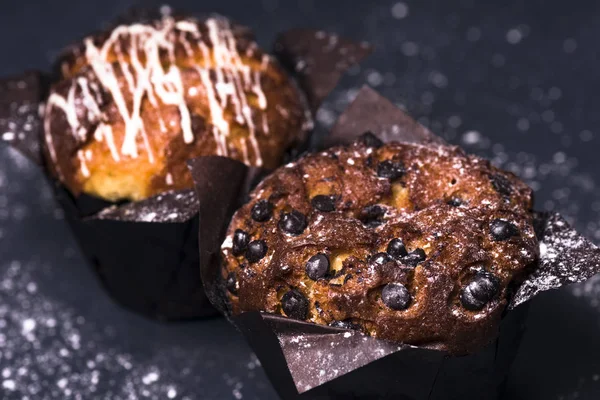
43,12 -> 309,202
221,133 -> 538,354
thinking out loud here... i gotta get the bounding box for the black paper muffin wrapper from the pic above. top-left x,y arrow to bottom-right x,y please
0,11 -> 372,320
190,86 -> 600,398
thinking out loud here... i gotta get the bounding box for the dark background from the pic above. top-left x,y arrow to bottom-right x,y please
1,0 -> 600,399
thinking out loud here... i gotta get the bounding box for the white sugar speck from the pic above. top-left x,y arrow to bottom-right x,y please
142,371 -> 160,385
366,70 -> 383,87
553,152 -> 566,164
466,26 -> 481,42
429,71 -> 448,88
2,379 -> 15,390
57,378 -> 68,389
517,118 -> 530,132
563,38 -> 577,53
26,282 -> 37,293
580,130 -> 594,142
506,28 -> 523,44
548,87 -> 562,100
21,319 -> 36,334
391,2 -> 409,19
462,130 -> 481,145
448,115 -> 462,128
401,41 -> 419,56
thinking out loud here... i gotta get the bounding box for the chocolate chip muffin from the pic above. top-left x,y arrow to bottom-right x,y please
221,133 -> 538,354
43,13 -> 310,201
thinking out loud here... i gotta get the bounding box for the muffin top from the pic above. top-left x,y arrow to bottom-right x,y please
220,133 -> 538,354
43,13 -> 309,201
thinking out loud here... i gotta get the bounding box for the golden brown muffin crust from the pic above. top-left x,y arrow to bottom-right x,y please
221,137 -> 538,354
43,14 -> 310,201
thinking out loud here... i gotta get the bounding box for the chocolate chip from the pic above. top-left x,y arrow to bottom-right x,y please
403,248 -> 426,267
360,205 -> 386,228
460,271 -> 500,311
232,229 -> 250,256
281,289 -> 309,320
305,253 -> 330,280
311,195 -> 336,212
377,160 -> 405,181
381,283 -> 411,310
251,199 -> 273,222
329,320 -> 361,331
369,252 -> 393,266
446,197 -> 464,207
279,210 -> 308,235
357,131 -> 383,148
387,238 -> 408,259
226,272 -> 238,295
490,219 -> 519,241
489,173 -> 513,197
314,300 -> 323,313
245,240 -> 268,263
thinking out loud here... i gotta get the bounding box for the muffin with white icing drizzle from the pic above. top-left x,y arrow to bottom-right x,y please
43,13 -> 310,201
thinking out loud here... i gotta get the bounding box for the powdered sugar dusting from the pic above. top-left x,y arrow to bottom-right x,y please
510,212 -> 600,309
276,329 -> 404,393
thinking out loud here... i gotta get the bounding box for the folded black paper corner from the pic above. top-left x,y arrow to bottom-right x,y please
510,212 -> 600,309
274,31 -> 373,113
325,85 -> 446,148
188,155 -> 264,317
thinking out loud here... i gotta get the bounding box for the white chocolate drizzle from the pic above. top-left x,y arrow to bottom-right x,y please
44,14 -> 270,180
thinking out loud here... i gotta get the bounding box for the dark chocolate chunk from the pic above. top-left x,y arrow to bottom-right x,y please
377,160 -> 405,181
232,229 -> 250,256
329,320 -> 361,330
251,200 -> 273,222
490,219 -> 519,241
369,252 -> 393,266
403,248 -> 426,267
489,173 -> 513,197
311,195 -> 336,212
279,210 -> 308,235
359,205 -> 385,228
281,289 -> 309,320
381,283 -> 411,310
387,238 -> 408,259
305,253 -> 330,280
446,197 -> 464,207
226,272 -> 238,295
460,271 -> 500,311
246,240 -> 268,263
357,131 -> 384,148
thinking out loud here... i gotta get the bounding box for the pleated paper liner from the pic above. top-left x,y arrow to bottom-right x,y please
0,8 -> 372,320
191,86 -> 600,399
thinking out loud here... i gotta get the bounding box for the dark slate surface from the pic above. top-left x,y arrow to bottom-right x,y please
1,0 -> 600,399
